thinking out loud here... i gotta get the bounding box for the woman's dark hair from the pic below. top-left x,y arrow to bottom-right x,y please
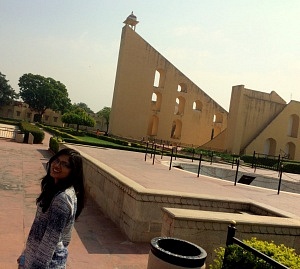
36,148 -> 85,219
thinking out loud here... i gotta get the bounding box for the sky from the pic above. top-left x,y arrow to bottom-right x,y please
1,1 -> 299,113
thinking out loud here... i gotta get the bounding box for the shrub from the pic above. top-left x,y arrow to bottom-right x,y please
282,162 -> 300,174
62,138 -> 148,153
39,124 -> 78,140
210,237 -> 300,269
0,117 -> 21,125
49,137 -> 60,153
19,121 -> 45,144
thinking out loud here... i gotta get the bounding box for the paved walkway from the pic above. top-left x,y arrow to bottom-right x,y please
1,133 -> 300,268
0,134 -> 149,269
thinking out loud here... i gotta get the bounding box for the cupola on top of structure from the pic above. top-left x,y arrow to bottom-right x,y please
123,12 -> 139,31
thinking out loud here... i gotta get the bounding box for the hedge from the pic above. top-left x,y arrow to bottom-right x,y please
38,124 -> 78,140
210,237 -> 300,269
18,122 -> 45,144
0,117 -> 21,125
63,138 -> 149,153
49,137 -> 60,153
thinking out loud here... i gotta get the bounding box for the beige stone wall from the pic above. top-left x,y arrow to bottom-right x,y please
220,85 -> 300,159
109,25 -> 300,161
199,86 -> 300,160
0,102 -> 106,131
110,25 -> 228,147
200,129 -> 227,151
224,85 -> 286,155
0,102 -> 63,126
162,208 -> 300,265
245,100 -> 300,159
42,109 -> 63,126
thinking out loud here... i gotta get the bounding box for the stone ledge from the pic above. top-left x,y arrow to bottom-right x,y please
161,208 -> 300,265
162,207 -> 300,228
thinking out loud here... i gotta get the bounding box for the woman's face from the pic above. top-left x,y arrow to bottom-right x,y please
50,154 -> 72,183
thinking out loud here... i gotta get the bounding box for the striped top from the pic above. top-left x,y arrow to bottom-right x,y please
23,187 -> 77,269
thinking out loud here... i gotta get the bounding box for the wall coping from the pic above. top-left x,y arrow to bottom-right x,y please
162,208 -> 300,228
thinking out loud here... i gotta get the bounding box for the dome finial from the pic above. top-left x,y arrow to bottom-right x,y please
123,12 -> 139,31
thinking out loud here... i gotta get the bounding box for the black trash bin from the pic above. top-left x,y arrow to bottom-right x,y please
147,237 -> 207,269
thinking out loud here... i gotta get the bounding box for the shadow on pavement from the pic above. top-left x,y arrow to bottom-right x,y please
74,197 -> 150,255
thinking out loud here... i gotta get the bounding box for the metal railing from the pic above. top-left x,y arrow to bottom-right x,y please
251,150 -> 282,171
222,222 -> 289,269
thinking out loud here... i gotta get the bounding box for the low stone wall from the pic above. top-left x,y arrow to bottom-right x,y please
161,208 -> 300,265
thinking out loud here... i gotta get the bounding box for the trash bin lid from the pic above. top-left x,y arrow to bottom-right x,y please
150,237 -> 207,268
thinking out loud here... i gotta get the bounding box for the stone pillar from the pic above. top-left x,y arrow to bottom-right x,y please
28,133 -> 34,144
15,133 -> 24,143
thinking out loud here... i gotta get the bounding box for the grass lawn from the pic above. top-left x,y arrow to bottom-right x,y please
74,135 -> 120,146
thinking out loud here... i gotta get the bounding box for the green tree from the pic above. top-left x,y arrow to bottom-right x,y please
73,102 -> 94,114
0,72 -> 18,106
18,73 -> 71,122
97,106 -> 111,134
61,108 -> 95,131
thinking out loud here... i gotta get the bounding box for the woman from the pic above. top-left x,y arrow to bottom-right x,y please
18,148 -> 85,268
